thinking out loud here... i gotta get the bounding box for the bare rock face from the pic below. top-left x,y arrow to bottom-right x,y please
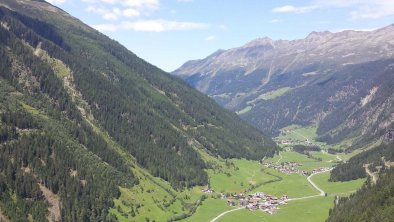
173,25 -> 394,146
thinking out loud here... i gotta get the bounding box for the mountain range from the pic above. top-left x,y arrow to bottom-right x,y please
174,25 -> 394,148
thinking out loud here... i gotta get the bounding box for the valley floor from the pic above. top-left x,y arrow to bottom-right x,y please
104,124 -> 367,222
183,152 -> 364,222
182,125 -> 366,222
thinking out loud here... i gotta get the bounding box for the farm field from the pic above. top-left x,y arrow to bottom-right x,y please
311,172 -> 366,196
217,196 -> 334,222
250,168 -> 317,198
182,199 -> 233,222
207,159 -> 279,193
265,151 -> 336,171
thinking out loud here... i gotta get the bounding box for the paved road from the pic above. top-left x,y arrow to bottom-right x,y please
289,168 -> 332,201
210,207 -> 243,222
276,152 -> 283,164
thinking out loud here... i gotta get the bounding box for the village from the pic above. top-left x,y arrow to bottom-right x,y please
263,161 -> 309,176
274,138 -> 315,146
201,161 -> 332,215
262,161 -> 331,176
201,187 -> 289,215
227,192 -> 289,214
201,150 -> 333,216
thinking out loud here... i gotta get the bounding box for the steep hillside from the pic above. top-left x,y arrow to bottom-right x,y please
0,0 -> 277,221
174,26 -> 394,147
327,162 -> 394,221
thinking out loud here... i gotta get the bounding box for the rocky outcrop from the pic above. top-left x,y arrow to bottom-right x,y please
384,130 -> 394,143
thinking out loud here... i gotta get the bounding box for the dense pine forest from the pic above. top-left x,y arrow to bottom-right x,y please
326,142 -> 394,221
327,167 -> 394,222
330,142 -> 394,182
0,1 -> 277,220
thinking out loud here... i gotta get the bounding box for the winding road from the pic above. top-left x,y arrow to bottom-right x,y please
210,168 -> 332,221
210,207 -> 244,222
364,164 -> 377,184
288,168 -> 332,201
276,152 -> 283,164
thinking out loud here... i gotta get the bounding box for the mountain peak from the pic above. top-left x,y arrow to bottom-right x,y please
244,37 -> 274,48
306,30 -> 332,40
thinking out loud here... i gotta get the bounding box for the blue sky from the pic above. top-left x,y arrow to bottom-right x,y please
48,0 -> 394,71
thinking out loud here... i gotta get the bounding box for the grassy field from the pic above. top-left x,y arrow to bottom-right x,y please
208,159 -> 278,193
265,151 -> 335,171
182,199 -> 234,222
180,124 -> 369,222
277,125 -> 317,141
181,150 -> 366,222
311,172 -> 366,196
238,87 -> 293,115
217,196 -> 334,222
251,168 -> 318,198
236,106 -> 252,114
247,87 -> 293,104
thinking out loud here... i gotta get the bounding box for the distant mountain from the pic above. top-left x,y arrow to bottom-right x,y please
0,0 -> 277,221
174,25 -> 394,147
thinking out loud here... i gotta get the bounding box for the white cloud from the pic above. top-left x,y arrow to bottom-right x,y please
204,35 -> 216,41
99,0 -> 159,9
87,5 -> 140,20
348,2 -> 394,19
321,0 -> 394,19
86,0 -> 208,33
93,19 -> 209,32
269,19 -> 280,23
272,5 -> 318,14
333,27 -> 379,32
123,8 -> 140,17
92,23 -> 118,32
46,0 -> 67,4
218,24 -> 227,31
273,0 -> 394,19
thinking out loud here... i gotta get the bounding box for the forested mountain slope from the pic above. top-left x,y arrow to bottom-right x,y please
327,163 -> 394,221
174,26 -> 394,147
0,0 -> 277,221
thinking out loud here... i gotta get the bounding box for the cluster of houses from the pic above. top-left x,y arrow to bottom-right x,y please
225,192 -> 288,214
310,167 -> 332,174
275,138 -> 314,146
201,188 -> 214,193
263,161 -> 309,176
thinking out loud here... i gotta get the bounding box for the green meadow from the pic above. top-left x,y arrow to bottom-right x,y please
247,87 -> 293,104
180,122 -> 370,222
265,151 -> 335,171
250,168 -> 317,198
311,172 -> 366,196
217,197 -> 334,222
182,199 -> 234,222
208,159 -> 279,193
